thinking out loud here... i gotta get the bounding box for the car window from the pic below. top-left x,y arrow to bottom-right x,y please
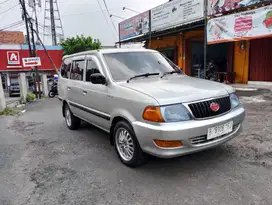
103,52 -> 182,81
60,58 -> 72,79
11,83 -> 19,86
85,60 -> 101,82
70,60 -> 85,81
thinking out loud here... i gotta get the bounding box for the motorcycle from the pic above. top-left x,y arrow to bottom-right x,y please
48,81 -> 58,98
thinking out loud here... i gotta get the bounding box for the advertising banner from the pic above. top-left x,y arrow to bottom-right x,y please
119,11 -> 150,41
208,0 -> 272,16
151,0 -> 204,32
207,5 -> 272,44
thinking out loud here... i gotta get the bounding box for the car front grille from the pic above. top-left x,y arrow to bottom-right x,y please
188,96 -> 231,119
190,124 -> 240,145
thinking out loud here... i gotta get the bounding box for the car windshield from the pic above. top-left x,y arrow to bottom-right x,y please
103,51 -> 182,81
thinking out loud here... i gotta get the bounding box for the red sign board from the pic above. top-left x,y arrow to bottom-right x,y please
7,51 -> 20,65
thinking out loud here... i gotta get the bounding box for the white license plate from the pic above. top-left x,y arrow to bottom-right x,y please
207,121 -> 233,140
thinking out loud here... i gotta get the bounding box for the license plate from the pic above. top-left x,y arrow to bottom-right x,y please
207,121 -> 233,140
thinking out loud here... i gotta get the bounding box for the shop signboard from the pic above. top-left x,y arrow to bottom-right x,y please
207,0 -> 272,16
151,0 -> 204,32
207,5 -> 272,44
119,11 -> 150,41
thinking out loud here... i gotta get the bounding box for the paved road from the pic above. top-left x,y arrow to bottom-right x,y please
0,93 -> 272,205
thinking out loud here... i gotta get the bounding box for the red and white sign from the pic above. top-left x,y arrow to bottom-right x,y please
207,5 -> 272,44
7,51 -> 20,65
22,57 -> 41,67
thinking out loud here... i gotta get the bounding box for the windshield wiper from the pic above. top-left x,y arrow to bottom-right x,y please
127,73 -> 160,83
161,70 -> 182,78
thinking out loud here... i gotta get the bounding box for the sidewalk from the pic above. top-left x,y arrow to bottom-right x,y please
232,81 -> 272,91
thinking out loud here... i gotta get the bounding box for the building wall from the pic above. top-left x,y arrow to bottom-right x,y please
0,31 -> 25,44
233,41 -> 249,83
0,44 -> 63,72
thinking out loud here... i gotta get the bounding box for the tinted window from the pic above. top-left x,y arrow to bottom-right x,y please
60,58 -> 72,79
86,60 -> 101,82
103,52 -> 181,81
70,60 -> 85,81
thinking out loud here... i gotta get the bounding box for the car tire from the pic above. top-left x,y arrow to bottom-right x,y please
113,121 -> 146,167
64,104 -> 81,130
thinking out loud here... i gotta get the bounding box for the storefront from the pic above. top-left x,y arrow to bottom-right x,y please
207,1 -> 272,83
0,44 -> 63,90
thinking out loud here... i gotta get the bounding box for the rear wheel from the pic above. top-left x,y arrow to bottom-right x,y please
64,104 -> 81,130
114,121 -> 146,167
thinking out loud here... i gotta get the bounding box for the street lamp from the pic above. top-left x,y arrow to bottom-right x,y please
122,7 -> 140,14
110,14 -> 125,20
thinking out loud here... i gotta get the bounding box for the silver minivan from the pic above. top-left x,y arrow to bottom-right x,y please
58,49 -> 245,167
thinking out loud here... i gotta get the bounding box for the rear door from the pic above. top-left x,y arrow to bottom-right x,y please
67,55 -> 86,118
58,57 -> 72,100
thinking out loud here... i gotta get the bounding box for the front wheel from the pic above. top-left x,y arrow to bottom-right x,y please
114,121 -> 146,167
48,91 -> 56,98
64,104 -> 81,130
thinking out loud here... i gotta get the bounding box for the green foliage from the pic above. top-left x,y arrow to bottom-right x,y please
0,107 -> 16,116
26,92 -> 36,102
60,35 -> 102,55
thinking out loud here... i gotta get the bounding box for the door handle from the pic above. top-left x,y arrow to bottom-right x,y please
82,90 -> 87,96
67,87 -> 71,91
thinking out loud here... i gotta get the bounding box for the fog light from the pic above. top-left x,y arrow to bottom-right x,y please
154,140 -> 183,148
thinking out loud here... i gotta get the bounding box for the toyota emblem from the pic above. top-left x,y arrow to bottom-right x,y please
210,102 -> 220,112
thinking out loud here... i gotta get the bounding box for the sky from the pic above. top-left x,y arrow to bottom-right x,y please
0,0 -> 168,46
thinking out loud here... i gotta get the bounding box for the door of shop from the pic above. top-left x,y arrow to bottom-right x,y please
158,47 -> 178,65
249,38 -> 272,81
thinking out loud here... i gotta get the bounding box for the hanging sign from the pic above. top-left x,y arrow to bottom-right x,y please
22,57 -> 41,67
207,5 -> 272,44
207,0 -> 272,16
151,0 -> 204,32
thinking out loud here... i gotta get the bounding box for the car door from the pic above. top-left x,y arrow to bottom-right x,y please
67,55 -> 87,118
58,57 -> 72,101
79,55 -> 110,131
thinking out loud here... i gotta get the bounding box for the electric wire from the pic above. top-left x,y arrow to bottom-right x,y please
0,4 -> 19,16
101,0 -> 118,34
96,0 -> 118,40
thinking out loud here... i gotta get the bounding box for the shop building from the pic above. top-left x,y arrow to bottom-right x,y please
118,0 -> 272,84
0,44 -> 63,90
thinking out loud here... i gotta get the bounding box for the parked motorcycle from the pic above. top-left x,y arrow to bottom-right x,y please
48,81 -> 58,98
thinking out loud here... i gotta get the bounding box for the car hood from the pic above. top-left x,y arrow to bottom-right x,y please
119,75 -> 234,105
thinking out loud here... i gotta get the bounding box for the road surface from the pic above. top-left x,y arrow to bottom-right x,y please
0,92 -> 271,205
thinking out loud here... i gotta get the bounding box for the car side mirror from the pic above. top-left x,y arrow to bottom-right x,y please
90,73 -> 107,85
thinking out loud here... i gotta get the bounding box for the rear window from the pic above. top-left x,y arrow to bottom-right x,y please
11,83 -> 19,86
60,58 -> 72,79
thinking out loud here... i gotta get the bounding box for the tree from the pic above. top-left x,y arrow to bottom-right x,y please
60,35 -> 102,55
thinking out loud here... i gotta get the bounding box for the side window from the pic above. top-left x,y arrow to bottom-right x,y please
85,59 -> 101,82
70,60 -> 85,81
60,58 -> 72,79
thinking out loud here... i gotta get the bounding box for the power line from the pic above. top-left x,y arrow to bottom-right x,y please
101,0 -> 118,34
0,0 -> 10,5
0,4 -> 19,16
96,0 -> 117,40
0,21 -> 24,31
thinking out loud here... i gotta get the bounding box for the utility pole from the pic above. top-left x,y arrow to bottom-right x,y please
49,0 -> 57,45
29,19 -> 41,99
33,0 -> 39,39
19,0 -> 32,56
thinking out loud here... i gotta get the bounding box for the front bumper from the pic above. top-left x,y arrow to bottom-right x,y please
132,106 -> 245,158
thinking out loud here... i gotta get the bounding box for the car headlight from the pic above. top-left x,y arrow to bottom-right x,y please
230,93 -> 240,108
160,104 -> 191,122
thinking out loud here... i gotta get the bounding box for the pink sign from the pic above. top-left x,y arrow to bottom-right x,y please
119,11 -> 150,41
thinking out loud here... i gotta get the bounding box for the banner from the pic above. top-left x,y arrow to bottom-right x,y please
208,0 -> 272,16
119,11 -> 150,41
207,5 -> 272,44
151,0 -> 204,32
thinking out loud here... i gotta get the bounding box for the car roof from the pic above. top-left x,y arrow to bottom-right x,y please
63,48 -> 157,59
